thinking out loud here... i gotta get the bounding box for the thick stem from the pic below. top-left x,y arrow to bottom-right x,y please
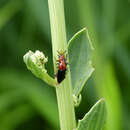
48,0 -> 76,130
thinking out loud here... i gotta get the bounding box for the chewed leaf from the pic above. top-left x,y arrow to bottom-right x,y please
23,50 -> 57,87
68,28 -> 94,97
77,99 -> 107,130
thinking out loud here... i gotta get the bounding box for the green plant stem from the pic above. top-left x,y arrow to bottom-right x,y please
48,0 -> 76,130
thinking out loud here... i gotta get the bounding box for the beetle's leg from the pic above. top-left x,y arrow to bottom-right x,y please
54,56 -> 59,64
57,50 -> 61,55
54,72 -> 58,78
63,50 -> 67,54
66,62 -> 70,66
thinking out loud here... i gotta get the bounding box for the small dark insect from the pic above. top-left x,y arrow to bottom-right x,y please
56,50 -> 67,83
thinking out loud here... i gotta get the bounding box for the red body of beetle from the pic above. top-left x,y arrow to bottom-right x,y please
58,55 -> 65,63
58,61 -> 66,71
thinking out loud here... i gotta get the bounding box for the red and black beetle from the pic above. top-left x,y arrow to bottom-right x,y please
56,50 -> 67,83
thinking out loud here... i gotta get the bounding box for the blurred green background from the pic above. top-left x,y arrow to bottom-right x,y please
0,0 -> 130,130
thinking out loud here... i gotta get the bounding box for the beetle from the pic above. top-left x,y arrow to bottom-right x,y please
56,50 -> 67,83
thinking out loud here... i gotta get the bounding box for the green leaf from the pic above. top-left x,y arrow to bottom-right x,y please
68,28 -> 94,97
77,99 -> 107,130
